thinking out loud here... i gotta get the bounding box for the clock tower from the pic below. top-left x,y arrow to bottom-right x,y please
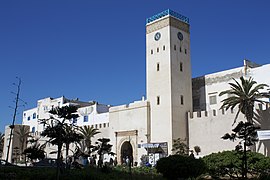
146,10 -> 192,153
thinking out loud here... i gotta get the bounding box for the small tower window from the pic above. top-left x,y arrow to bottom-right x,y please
157,63 -> 160,71
180,62 -> 183,72
157,96 -> 160,105
151,50 -> 153,54
174,45 -> 176,50
180,47 -> 182,52
33,113 -> 36,119
163,45 -> 165,50
181,95 -> 184,105
157,47 -> 159,53
185,49 -> 187,54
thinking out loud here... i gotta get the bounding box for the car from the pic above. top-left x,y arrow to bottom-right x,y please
32,158 -> 57,167
0,159 -> 18,167
32,158 -> 66,168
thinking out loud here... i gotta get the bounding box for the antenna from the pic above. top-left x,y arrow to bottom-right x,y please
5,77 -> 27,163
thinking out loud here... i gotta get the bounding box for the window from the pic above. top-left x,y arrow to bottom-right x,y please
151,50 -> 153,54
157,63 -> 160,71
213,110 -> 216,116
27,116 -> 30,121
181,95 -> 184,105
180,62 -> 183,72
32,127 -> 35,133
174,45 -> 176,50
108,123 -> 109,127
180,47 -> 182,52
157,96 -> 160,105
23,113 -> 26,117
185,49 -> 187,54
95,124 -> 98,129
83,116 -> 88,122
99,124 -> 102,128
163,45 -> 165,50
103,123 -> 106,128
209,95 -> 217,105
33,113 -> 36,119
157,47 -> 159,53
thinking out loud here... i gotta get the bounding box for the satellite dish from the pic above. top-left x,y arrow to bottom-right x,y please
78,107 -> 93,116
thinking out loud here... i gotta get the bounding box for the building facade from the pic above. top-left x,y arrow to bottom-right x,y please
6,9 -> 270,165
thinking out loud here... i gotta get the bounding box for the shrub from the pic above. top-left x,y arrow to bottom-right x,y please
203,150 -> 270,179
156,155 -> 206,179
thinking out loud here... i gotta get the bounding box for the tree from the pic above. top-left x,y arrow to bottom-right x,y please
15,126 -> 31,160
0,132 -> 4,157
219,76 -> 270,178
220,76 -> 269,125
62,126 -> 83,168
23,140 -> 45,163
78,125 -> 100,155
194,146 -> 201,155
40,105 -> 80,179
171,138 -> 189,156
94,138 -> 115,168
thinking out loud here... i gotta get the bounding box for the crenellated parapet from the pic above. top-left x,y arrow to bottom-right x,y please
188,108 -> 237,120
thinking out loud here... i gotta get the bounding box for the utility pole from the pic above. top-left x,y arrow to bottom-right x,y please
5,77 -> 25,163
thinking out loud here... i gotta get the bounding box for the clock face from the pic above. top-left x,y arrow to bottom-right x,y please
154,32 -> 161,41
177,32 -> 183,41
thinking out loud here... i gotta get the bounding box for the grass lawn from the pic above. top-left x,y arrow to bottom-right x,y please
0,166 -> 165,180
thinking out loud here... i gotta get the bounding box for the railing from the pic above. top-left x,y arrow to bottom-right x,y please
146,9 -> 189,24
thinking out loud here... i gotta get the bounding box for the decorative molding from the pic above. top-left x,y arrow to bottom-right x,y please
146,16 -> 190,34
115,130 -> 138,137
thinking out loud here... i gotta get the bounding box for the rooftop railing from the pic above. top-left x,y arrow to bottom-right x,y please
146,9 -> 189,24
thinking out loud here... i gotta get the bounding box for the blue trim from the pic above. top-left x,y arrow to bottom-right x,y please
146,9 -> 189,25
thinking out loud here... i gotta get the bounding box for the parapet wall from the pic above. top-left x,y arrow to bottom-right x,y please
188,108 -> 238,120
188,108 -> 245,157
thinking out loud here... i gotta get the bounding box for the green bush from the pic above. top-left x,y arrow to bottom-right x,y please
202,150 -> 270,179
155,155 -> 206,179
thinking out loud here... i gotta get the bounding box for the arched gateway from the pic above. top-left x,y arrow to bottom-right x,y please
120,141 -> 133,166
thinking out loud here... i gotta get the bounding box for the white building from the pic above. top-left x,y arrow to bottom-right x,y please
8,9 -> 270,165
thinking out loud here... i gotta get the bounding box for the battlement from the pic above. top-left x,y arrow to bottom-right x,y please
188,108 -> 235,119
189,103 -> 269,120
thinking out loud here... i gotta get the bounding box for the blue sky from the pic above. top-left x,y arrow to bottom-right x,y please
0,0 -> 270,132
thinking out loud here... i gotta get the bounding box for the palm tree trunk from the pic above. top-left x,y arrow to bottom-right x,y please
66,143 -> 69,169
56,143 -> 62,180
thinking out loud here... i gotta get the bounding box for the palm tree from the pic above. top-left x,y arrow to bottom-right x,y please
78,126 -> 100,154
220,76 -> 270,125
0,132 -> 5,157
40,105 -> 79,179
219,76 -> 270,178
23,141 -> 45,163
15,126 -> 31,161
62,126 -> 82,168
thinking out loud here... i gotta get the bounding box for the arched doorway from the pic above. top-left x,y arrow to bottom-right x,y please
121,141 -> 133,166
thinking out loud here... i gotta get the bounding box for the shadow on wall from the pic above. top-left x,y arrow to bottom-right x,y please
254,106 -> 270,156
192,77 -> 206,112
